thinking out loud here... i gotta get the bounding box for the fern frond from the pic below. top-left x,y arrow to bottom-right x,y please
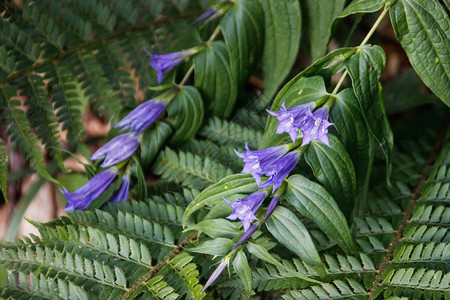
381,268 -> 450,299
68,0 -> 116,33
154,147 -> 234,189
234,108 -> 267,131
0,47 -> 15,79
145,275 -> 179,300
199,117 -> 263,149
168,252 -> 205,299
0,86 -> 54,182
282,279 -> 368,300
392,242 -> 450,271
354,217 -> 395,237
402,224 -> 449,244
410,204 -> 450,227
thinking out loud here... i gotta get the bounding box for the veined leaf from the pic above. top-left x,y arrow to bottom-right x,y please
220,0 -> 264,88
233,250 -> 253,297
166,86 -> 204,144
390,0 -> 450,105
140,121 -> 172,170
183,174 -> 258,225
257,0 -> 301,106
266,206 -> 326,278
331,88 -> 375,209
285,174 -> 355,253
184,219 -> 240,239
338,0 -> 385,18
304,134 -> 357,219
304,0 -> 346,61
347,45 -> 393,180
194,41 -> 237,118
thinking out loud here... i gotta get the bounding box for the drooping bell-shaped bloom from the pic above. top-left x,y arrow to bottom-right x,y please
202,258 -> 229,292
91,134 -> 140,168
109,174 -> 130,204
115,100 -> 166,135
62,169 -> 117,211
235,144 -> 289,185
260,151 -> 300,192
267,102 -> 314,143
223,190 -> 267,231
263,196 -> 279,222
300,107 -> 334,147
193,8 -> 217,24
144,47 -> 194,84
231,223 -> 258,250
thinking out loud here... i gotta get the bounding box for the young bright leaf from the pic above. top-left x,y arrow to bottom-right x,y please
257,0 -> 301,106
186,237 -> 234,256
305,134 -> 357,219
390,0 -> 450,105
338,0 -> 385,19
193,41 -> 237,118
233,250 -> 253,297
331,89 -> 375,207
304,0 -> 346,62
166,86 -> 204,144
266,206 -> 327,278
346,45 -> 393,181
285,174 -> 355,253
220,0 -> 264,88
183,174 -> 258,226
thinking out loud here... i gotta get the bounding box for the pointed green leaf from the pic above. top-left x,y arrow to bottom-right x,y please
257,0 -> 301,105
266,206 -> 326,277
183,174 -> 258,226
184,219 -> 241,239
285,174 -> 355,253
304,0 -> 346,61
338,0 -> 385,18
304,134 -> 357,218
194,41 -> 237,118
346,45 -> 393,180
233,250 -> 253,297
140,121 -> 173,170
390,0 -> 450,105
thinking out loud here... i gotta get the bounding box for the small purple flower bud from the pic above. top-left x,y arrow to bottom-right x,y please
263,196 -> 279,222
267,102 -> 314,143
91,134 -> 140,168
115,100 -> 166,135
193,8 -> 217,24
260,151 -> 300,192
223,190 -> 268,231
231,223 -> 258,250
109,174 -> 130,204
301,107 -> 334,147
234,144 -> 289,186
61,169 -> 117,211
144,48 -> 192,84
202,259 -> 229,292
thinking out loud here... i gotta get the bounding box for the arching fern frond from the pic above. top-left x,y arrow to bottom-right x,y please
392,242 -> 450,271
282,279 -> 368,300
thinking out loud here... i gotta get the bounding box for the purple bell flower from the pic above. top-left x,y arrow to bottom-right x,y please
223,190 -> 267,231
267,102 -> 314,143
202,258 -> 229,292
193,8 -> 217,24
144,48 -> 188,84
263,196 -> 279,222
231,223 -> 258,250
301,107 -> 334,147
109,174 -> 130,204
114,100 -> 166,135
61,169 -> 117,211
91,134 -> 140,168
235,144 -> 289,185
260,151 -> 300,192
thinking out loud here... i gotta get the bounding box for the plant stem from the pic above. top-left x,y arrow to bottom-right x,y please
331,5 -> 390,95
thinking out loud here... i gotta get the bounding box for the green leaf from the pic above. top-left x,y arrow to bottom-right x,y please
338,0 -> 385,19
132,157 -> 147,202
304,0 -> 346,61
266,206 -> 326,277
140,121 -> 173,170
346,45 -> 393,180
261,76 -> 329,147
183,173 -> 258,226
331,88 -> 375,209
220,0 -> 264,87
233,250 -> 253,297
166,86 -> 204,144
257,0 -> 302,105
184,219 -> 241,239
285,174 -> 355,253
246,242 -> 322,284
194,41 -> 237,118
304,134 -> 357,219
186,237 -> 234,256
390,0 -> 450,105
